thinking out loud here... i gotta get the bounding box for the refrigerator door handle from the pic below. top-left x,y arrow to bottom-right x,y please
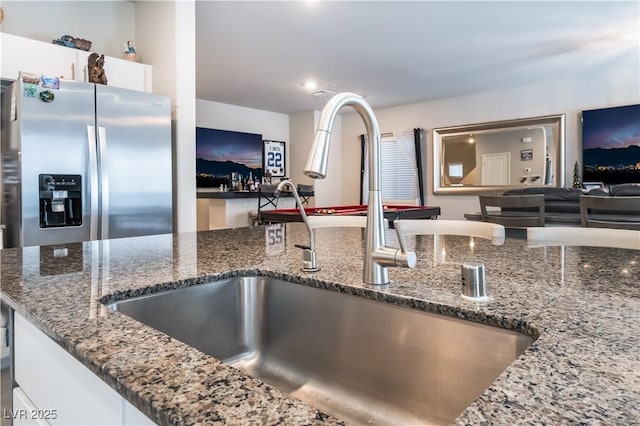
87,125 -> 99,240
97,126 -> 109,239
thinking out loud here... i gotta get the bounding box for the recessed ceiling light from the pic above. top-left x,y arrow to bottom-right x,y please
304,80 -> 318,91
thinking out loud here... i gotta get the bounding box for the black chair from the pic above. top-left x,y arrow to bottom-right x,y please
247,184 -> 280,226
296,184 -> 314,207
579,195 -> 640,230
479,194 -> 545,228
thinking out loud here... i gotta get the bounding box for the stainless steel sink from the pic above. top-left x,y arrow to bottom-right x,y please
108,276 -> 533,425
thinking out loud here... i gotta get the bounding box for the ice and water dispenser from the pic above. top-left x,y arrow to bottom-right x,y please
39,174 -> 82,228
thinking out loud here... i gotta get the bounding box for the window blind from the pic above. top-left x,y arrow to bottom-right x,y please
380,139 -> 416,200
360,129 -> 424,205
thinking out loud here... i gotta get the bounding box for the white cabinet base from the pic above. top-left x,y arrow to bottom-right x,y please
12,387 -> 50,426
197,196 -> 296,230
14,312 -> 154,426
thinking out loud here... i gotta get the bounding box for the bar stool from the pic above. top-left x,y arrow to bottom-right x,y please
249,184 -> 280,226
296,184 -> 314,207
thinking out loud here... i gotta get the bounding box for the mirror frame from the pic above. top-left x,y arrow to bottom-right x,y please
432,114 -> 565,195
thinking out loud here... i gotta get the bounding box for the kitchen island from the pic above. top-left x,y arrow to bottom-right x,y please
1,224 -> 638,425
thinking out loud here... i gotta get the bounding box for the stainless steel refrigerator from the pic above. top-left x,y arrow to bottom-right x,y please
1,73 -> 173,248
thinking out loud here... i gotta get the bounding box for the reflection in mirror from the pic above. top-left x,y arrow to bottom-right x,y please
433,114 -> 565,194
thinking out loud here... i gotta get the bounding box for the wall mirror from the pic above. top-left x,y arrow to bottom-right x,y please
433,114 -> 565,194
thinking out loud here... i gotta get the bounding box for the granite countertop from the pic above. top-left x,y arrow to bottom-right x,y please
1,224 -> 638,425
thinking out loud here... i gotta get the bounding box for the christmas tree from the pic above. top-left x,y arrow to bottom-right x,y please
572,161 -> 581,188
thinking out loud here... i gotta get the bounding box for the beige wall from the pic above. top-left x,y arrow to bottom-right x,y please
289,111 -> 318,189
290,111 -> 344,206
342,68 -> 640,219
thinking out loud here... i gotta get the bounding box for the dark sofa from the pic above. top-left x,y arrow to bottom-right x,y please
466,184 -> 640,226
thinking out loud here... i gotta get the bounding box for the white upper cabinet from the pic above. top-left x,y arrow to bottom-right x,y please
1,33 -> 152,92
1,33 -> 77,81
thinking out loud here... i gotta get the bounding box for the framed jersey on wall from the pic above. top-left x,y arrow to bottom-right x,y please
263,140 -> 286,177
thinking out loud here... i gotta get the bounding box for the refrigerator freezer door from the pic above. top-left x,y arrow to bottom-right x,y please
95,85 -> 172,239
14,78 -> 95,247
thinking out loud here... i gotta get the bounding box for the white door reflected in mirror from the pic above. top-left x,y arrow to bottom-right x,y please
433,114 -> 565,194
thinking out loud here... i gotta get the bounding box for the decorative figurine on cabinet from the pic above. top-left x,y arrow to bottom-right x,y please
123,40 -> 137,62
88,53 -> 108,85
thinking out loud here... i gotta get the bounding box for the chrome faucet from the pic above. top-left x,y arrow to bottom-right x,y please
304,92 -> 416,285
274,179 -> 320,272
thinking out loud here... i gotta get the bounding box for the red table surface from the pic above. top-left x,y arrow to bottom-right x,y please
269,204 -> 425,214
259,204 -> 441,224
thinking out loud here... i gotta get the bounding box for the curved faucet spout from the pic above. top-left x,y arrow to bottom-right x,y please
275,179 -> 319,272
304,92 -> 416,285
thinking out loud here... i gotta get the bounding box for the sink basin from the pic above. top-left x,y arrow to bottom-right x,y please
108,276 -> 533,425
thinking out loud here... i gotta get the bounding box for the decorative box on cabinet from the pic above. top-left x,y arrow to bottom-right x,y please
1,33 -> 152,92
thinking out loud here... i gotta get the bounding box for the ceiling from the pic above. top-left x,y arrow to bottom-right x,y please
195,1 -> 639,115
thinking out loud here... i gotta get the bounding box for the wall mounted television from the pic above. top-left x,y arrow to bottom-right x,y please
196,127 -> 263,188
582,103 -> 640,186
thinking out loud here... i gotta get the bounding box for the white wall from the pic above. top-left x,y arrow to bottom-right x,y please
196,99 -> 289,140
135,2 -> 177,103
0,1 -> 135,59
342,68 -> 640,219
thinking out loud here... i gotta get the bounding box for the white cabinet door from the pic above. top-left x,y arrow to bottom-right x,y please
102,55 -> 148,92
74,50 -> 92,83
14,313 -> 155,425
1,33 -> 77,81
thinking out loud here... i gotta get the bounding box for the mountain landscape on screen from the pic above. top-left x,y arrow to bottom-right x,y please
582,104 -> 640,185
196,127 -> 263,188
583,145 -> 640,184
